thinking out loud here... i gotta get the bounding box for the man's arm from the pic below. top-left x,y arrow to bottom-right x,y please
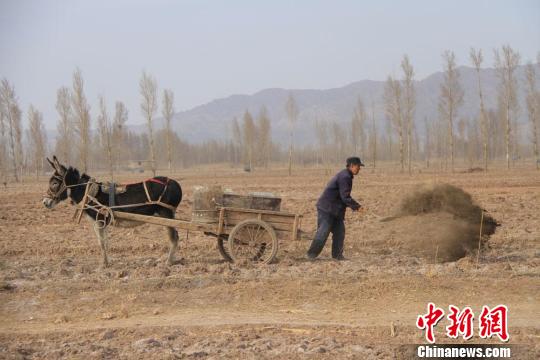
338,174 -> 361,211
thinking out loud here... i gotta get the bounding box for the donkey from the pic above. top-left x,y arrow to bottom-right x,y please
42,156 -> 183,268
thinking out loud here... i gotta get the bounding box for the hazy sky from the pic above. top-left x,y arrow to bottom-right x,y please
1,0 -> 539,129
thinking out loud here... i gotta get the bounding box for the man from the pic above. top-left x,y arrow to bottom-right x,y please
307,156 -> 364,260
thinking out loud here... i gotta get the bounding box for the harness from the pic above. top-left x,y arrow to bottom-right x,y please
141,178 -> 176,212
47,173 -> 177,227
47,173 -> 70,199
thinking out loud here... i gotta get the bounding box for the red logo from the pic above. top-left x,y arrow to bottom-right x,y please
416,302 -> 445,343
417,304 -> 509,343
479,305 -> 509,342
446,305 -> 474,340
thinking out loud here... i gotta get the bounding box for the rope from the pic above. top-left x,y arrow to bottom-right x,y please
71,177 -> 177,229
77,194 -> 176,229
83,195 -> 116,229
66,181 -> 93,189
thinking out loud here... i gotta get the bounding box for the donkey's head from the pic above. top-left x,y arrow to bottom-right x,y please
42,156 -> 78,209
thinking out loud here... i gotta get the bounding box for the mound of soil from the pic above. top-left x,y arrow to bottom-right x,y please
383,184 -> 498,262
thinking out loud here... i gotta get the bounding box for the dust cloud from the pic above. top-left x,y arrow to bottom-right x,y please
381,184 -> 498,262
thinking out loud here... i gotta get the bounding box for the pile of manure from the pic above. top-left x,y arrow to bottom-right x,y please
381,184 -> 499,262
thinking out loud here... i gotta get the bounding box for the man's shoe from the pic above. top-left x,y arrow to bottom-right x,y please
333,255 -> 347,261
306,253 -> 318,260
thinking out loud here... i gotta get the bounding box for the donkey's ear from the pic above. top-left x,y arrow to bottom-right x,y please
46,157 -> 56,170
53,156 -> 62,169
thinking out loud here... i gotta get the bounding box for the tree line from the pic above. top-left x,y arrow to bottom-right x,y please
1,45 -> 539,183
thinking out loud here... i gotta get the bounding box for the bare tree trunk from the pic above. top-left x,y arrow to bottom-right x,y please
332,122 -> 345,165
28,105 -> 47,179
71,68 -> 91,173
371,100 -> 377,170
0,79 -> 23,182
285,94 -> 298,176
162,89 -> 175,173
407,117 -> 411,172
505,99 -> 511,169
424,117 -> 431,169
315,119 -> 329,173
231,117 -> 242,166
449,107 -> 455,171
257,106 -> 271,169
439,51 -> 464,173
55,87 -> 72,163
0,112 -> 6,182
351,97 -> 366,156
288,138 -> 293,174
494,45 -> 520,170
384,76 -> 404,172
385,117 -> 393,162
7,112 -> 19,181
466,117 -> 480,168
242,110 -> 256,171
140,71 -> 158,176
113,101 -> 128,171
401,55 -> 416,175
470,48 -> 489,172
398,118 -> 404,172
98,96 -> 114,181
525,62 -> 539,169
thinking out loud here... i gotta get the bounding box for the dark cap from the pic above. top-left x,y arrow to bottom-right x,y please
346,156 -> 365,167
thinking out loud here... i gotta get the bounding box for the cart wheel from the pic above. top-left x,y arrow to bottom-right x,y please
217,236 -> 233,263
228,219 -> 278,264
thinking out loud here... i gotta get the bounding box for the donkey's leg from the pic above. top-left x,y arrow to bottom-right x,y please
166,227 -> 180,265
93,225 -> 110,267
156,208 -> 180,265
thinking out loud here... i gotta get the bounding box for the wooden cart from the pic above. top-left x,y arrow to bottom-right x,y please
112,206 -> 306,264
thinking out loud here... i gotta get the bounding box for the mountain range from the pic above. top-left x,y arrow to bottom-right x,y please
137,64 -> 540,145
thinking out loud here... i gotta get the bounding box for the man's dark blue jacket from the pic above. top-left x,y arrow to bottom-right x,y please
316,168 -> 361,219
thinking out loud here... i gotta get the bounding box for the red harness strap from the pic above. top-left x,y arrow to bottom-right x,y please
122,177 -> 167,187
145,178 -> 167,186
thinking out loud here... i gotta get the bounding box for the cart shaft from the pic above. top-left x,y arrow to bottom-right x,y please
113,211 -> 215,232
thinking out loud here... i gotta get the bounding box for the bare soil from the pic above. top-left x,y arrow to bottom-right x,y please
1,165 -> 539,359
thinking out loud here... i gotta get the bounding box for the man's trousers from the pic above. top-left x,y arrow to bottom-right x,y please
307,209 -> 345,258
